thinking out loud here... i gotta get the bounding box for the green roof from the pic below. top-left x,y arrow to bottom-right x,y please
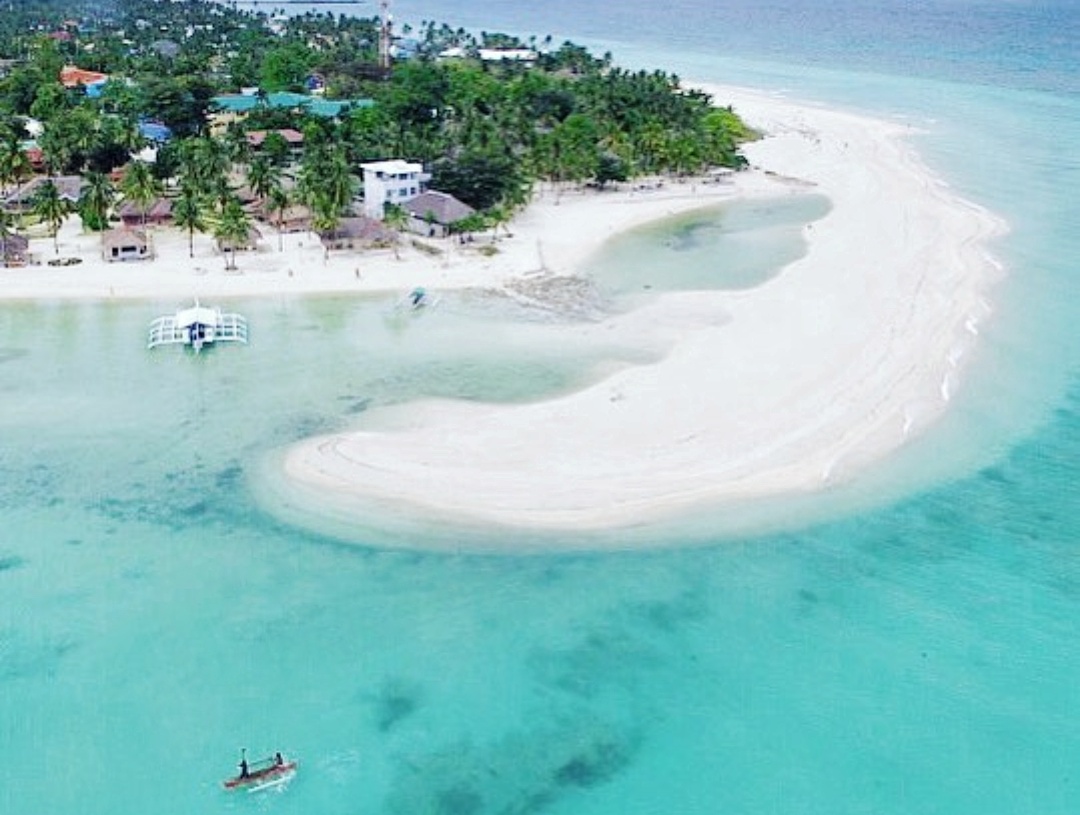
211,92 -> 374,117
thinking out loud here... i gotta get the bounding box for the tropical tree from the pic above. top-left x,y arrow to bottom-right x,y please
172,182 -> 208,258
0,131 -> 33,198
179,137 -> 228,197
246,154 -> 280,204
78,170 -> 115,232
120,160 -> 161,230
266,184 -> 291,252
382,202 -> 409,258
310,193 -> 341,261
31,179 -> 68,254
0,207 -> 17,254
382,202 -> 409,233
213,197 -> 251,271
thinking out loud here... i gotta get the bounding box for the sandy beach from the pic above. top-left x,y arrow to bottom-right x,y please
4,86 -> 1005,539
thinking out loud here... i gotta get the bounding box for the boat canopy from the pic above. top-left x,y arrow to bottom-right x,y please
176,305 -> 219,328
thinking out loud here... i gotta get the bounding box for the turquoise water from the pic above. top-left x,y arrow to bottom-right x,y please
7,1 -> 1080,812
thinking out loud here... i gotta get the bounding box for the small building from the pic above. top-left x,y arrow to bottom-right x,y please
138,121 -> 173,144
478,48 -> 538,65
118,197 -> 173,227
360,159 -> 429,220
317,217 -> 397,251
246,128 -> 304,154
403,191 -> 476,238
24,144 -> 44,171
151,39 -> 181,59
216,225 -> 262,254
0,234 -> 30,267
102,227 -> 150,262
59,65 -> 109,89
208,92 -> 374,135
4,176 -> 83,210
258,203 -> 312,234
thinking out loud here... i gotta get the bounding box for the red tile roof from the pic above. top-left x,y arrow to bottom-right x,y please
59,65 -> 108,88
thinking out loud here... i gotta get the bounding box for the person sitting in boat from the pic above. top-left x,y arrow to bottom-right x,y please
275,752 -> 284,767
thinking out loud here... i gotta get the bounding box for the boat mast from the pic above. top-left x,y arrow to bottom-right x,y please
378,0 -> 392,74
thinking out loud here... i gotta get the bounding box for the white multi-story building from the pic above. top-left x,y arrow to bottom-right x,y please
360,160 -> 429,219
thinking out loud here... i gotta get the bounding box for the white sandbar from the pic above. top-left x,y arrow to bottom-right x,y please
276,87 -> 1004,537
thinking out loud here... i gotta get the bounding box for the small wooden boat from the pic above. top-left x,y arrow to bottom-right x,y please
222,750 -> 297,792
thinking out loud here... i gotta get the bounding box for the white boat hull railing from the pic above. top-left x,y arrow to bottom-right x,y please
147,309 -> 248,350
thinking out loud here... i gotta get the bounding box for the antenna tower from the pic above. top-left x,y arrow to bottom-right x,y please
378,0 -> 392,72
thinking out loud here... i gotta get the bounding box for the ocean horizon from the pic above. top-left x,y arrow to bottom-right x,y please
4,0 -> 1080,812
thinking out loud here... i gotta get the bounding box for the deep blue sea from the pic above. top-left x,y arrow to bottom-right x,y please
4,1 -> 1080,812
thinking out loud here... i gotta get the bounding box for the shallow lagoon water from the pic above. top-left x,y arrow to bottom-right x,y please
585,194 -> 830,304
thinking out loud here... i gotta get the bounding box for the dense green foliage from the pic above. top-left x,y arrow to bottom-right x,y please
0,0 -> 754,221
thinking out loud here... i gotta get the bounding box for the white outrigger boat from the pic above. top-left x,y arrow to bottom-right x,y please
147,300 -> 248,352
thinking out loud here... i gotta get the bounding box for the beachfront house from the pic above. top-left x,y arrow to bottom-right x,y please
0,234 -> 30,267
246,128 -> 305,157
402,191 -> 475,237
118,197 -> 173,227
257,203 -> 312,234
360,160 -> 429,220
216,225 -> 262,255
317,216 -> 397,251
5,176 -> 83,211
102,227 -> 150,262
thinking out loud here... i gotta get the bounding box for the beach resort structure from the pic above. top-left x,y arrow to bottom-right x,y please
360,160 -> 430,219
317,217 -> 397,251
4,176 -> 83,211
403,191 -> 476,237
102,227 -> 150,262
0,234 -> 30,267
118,197 -> 173,227
246,128 -> 305,156
208,91 -> 373,135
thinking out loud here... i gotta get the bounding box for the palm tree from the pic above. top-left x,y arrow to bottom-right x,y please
310,193 -> 341,261
266,184 -> 291,252
246,154 -> 280,205
120,161 -> 161,231
298,144 -> 354,222
105,115 -> 147,162
78,171 -> 115,233
0,131 -> 32,197
172,183 -> 208,258
180,137 -> 228,197
31,179 -> 69,254
322,148 -> 355,215
213,197 -> 252,271
382,202 -> 409,259
0,207 -> 16,257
